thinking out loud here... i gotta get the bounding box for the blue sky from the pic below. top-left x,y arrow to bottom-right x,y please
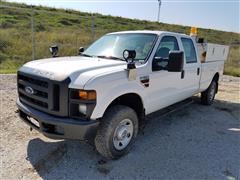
6,0 -> 240,32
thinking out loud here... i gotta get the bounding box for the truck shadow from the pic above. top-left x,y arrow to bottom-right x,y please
26,98 -> 240,179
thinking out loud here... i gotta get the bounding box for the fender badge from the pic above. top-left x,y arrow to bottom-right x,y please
140,76 -> 149,88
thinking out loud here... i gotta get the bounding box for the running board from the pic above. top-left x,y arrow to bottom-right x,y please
146,98 -> 193,119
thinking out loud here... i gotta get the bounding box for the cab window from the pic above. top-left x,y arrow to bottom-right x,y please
152,36 -> 179,70
181,38 -> 197,63
155,36 -> 179,58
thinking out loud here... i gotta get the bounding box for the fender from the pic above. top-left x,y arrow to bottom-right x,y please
200,72 -> 219,93
86,81 -> 146,119
199,61 -> 222,92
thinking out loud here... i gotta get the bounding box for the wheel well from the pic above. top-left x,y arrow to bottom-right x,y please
213,73 -> 219,82
105,93 -> 145,122
213,73 -> 219,93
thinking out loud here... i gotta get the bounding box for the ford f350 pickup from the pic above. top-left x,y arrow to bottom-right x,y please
17,30 -> 229,159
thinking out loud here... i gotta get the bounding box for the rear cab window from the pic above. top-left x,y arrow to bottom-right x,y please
181,38 -> 197,63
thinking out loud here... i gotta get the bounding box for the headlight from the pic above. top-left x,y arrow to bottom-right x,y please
69,89 -> 96,119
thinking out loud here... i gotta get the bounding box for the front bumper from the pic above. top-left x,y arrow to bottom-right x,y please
16,98 -> 99,140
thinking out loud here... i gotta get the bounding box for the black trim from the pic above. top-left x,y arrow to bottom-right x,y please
53,84 -> 60,111
69,89 -> 96,119
186,61 -> 197,64
17,71 -> 71,117
197,67 -> 200,75
141,79 -> 149,84
17,99 -> 99,140
181,70 -> 185,79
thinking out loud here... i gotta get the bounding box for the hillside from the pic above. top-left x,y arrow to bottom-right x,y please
0,1 -> 239,76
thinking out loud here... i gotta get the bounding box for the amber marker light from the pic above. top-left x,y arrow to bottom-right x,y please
190,27 -> 198,36
79,90 -> 96,100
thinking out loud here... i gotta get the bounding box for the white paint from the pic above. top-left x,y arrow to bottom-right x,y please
18,31 -> 228,119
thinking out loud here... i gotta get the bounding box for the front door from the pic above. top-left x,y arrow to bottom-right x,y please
146,35 -> 186,114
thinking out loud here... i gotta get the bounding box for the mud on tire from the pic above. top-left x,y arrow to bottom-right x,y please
201,80 -> 217,105
94,105 -> 138,159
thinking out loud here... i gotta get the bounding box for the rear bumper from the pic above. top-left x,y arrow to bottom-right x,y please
16,98 -> 99,140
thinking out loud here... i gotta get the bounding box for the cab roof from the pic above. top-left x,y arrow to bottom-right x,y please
108,30 -> 189,37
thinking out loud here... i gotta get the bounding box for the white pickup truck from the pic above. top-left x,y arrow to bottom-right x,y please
17,30 -> 229,159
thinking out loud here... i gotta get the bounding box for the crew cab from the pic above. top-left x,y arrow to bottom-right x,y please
16,30 -> 229,159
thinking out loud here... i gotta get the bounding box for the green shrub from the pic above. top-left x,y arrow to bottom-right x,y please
0,1 -> 239,76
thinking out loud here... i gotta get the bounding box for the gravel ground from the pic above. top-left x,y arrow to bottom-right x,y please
0,74 -> 239,180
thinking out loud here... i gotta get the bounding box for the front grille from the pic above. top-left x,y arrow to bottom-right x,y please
19,92 -> 48,108
17,72 -> 70,116
18,74 -> 48,88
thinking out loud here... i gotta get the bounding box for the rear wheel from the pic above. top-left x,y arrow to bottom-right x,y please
201,80 -> 217,105
94,105 -> 138,159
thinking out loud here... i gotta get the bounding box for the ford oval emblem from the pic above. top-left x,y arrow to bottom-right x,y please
25,86 -> 35,95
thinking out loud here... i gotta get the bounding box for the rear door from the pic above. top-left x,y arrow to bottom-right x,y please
180,37 -> 201,95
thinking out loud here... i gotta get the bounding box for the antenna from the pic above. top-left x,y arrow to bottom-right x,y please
157,0 -> 162,22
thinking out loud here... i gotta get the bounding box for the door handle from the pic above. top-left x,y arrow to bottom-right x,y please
197,67 -> 200,75
181,70 -> 185,79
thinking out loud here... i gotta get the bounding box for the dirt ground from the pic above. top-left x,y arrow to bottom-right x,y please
0,74 -> 239,180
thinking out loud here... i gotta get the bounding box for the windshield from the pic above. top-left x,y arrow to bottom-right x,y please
83,33 -> 157,61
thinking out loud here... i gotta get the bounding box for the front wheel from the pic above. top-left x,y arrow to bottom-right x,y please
94,105 -> 138,159
201,80 -> 217,105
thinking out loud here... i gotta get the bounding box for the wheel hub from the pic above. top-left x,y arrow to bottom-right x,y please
113,119 -> 133,150
116,128 -> 128,140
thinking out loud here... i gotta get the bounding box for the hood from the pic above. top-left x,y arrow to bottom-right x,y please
19,56 -> 126,82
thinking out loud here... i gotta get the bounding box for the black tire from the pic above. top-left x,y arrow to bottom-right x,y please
201,80 -> 217,105
94,105 -> 138,159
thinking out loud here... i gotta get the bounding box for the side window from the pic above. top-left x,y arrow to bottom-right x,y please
153,36 -> 179,70
155,36 -> 179,58
181,38 -> 197,63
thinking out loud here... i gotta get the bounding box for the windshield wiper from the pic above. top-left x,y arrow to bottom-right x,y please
96,55 -> 125,61
80,53 -> 93,57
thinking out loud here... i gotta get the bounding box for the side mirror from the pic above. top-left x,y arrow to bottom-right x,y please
168,51 -> 184,72
49,45 -> 58,57
79,47 -> 84,55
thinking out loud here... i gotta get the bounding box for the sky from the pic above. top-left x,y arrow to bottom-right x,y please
5,0 -> 240,33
